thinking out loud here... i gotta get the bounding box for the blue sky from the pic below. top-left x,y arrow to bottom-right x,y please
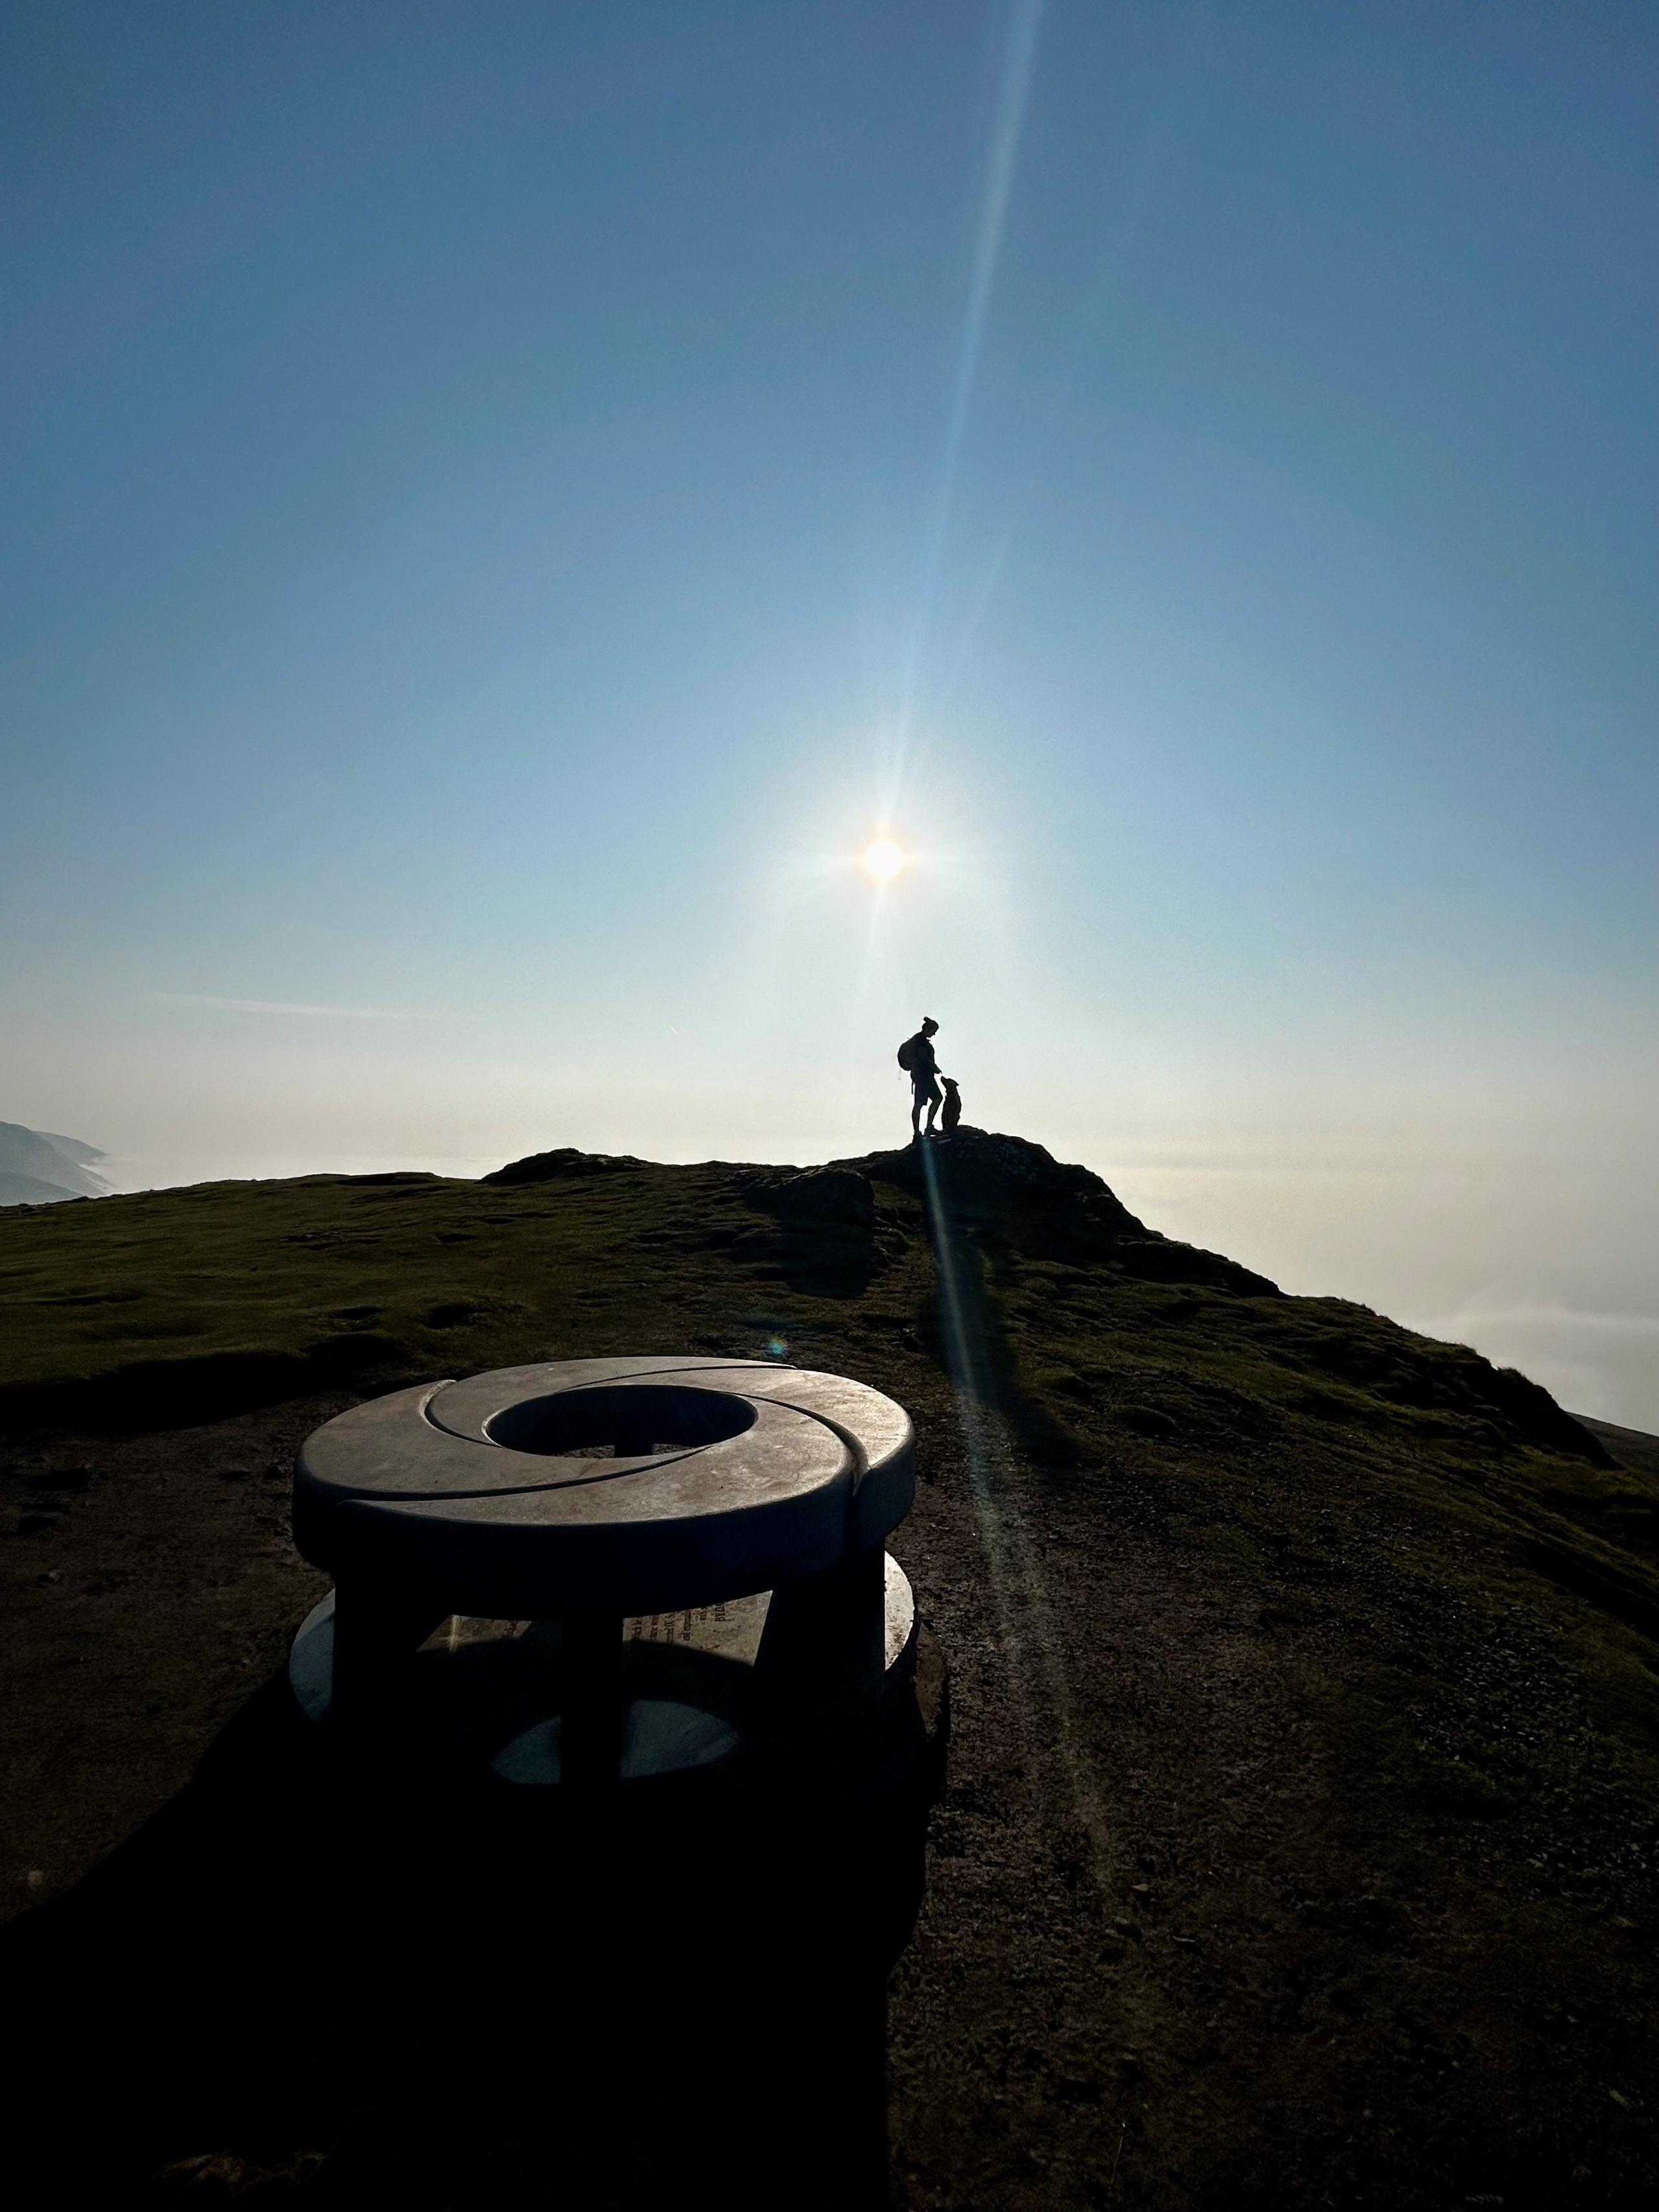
3,3 -> 1655,1420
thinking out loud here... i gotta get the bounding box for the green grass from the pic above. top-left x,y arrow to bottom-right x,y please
3,1148 -> 1652,1598
0,1158 -> 926,1428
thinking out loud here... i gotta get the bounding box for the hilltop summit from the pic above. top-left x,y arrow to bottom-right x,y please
1,1135 -> 1654,2206
846,1126 -> 1282,1296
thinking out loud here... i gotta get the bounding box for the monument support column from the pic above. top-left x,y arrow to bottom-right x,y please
560,1611 -> 627,1786
756,1544 -> 888,1723
329,1576 -> 448,1728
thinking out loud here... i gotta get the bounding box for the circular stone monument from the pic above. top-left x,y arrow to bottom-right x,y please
288,1356 -> 944,1800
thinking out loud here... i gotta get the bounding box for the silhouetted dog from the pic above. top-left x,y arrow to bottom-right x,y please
939,1078 -> 962,1134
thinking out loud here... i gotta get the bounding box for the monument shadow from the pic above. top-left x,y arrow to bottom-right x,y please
6,1661 -> 938,2206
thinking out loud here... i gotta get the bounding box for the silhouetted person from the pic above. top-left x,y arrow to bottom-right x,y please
898,1017 -> 942,1138
939,1077 -> 962,1134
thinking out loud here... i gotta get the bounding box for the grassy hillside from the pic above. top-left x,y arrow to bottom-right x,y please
0,1134 -> 1641,1610
3,1132 -> 1656,2207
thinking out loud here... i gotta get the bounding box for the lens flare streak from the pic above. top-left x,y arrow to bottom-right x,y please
899,0 -> 1047,747
918,1134 -> 1113,1887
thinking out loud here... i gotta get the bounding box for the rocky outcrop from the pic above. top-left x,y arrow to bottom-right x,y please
850,1127 -> 1279,1296
734,1167 -> 885,1296
765,1167 -> 876,1233
484,1147 -> 644,1185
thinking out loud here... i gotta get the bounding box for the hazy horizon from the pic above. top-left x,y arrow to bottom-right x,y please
5,4 -> 1654,1426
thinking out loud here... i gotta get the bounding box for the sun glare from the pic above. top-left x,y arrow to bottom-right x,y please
863,837 -> 905,881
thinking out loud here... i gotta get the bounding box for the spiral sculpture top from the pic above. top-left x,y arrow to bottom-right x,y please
293,1355 -> 914,1618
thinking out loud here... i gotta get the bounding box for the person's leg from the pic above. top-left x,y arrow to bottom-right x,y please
911,1085 -> 923,1137
922,1079 -> 940,1134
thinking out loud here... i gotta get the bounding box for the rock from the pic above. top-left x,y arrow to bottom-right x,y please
485,1147 -> 643,1185
844,1129 -> 1285,1292
855,1128 -> 1139,1220
1111,1237 -> 1281,1298
735,1169 -> 883,1294
769,1169 -> 876,1232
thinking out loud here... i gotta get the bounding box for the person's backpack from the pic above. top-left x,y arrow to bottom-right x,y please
896,1035 -> 919,1073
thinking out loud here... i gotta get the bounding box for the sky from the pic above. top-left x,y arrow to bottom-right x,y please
3,1 -> 1655,1425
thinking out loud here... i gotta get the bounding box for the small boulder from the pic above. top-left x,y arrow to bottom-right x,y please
769,1169 -> 876,1233
485,1147 -> 642,1186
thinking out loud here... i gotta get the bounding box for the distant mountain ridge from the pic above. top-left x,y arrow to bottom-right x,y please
0,1123 -> 108,1207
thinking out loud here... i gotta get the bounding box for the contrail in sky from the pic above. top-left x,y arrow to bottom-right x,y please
153,994 -> 415,1019
898,0 -> 1045,753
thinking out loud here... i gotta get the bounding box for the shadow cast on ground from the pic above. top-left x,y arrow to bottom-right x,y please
5,1671 -> 925,2208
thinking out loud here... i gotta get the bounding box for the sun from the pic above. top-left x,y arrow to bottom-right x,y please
863,837 -> 905,881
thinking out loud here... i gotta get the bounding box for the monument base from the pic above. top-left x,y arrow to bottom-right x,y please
286,1551 -> 946,1813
